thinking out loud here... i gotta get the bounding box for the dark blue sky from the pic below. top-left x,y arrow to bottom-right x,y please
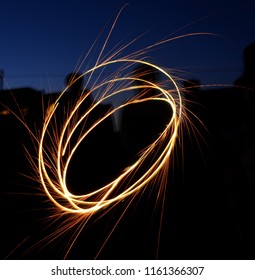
1,0 -> 255,94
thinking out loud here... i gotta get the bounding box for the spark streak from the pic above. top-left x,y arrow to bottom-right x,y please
38,59 -> 182,213
21,9 -> 213,258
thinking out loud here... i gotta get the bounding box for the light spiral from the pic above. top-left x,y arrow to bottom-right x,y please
38,59 -> 182,217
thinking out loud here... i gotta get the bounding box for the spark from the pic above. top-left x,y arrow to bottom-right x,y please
33,56 -> 183,258
10,7 -> 216,258
38,60 -> 182,209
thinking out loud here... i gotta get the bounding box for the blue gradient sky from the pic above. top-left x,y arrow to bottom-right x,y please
1,0 -> 255,95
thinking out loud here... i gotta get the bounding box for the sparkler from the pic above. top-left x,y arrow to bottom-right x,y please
39,59 -> 182,213
33,56 -> 183,256
7,7 -> 215,259
31,52 -> 184,258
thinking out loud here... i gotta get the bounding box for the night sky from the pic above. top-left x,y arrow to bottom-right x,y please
1,0 -> 255,95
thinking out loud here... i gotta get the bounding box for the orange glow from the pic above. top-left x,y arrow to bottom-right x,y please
18,8 -> 214,258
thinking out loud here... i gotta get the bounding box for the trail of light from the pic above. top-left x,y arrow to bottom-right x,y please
24,6 -> 217,258
37,58 -> 182,218
0,4 -> 235,258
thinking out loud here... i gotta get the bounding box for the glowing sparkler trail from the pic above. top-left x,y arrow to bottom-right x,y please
24,7 -> 216,258
38,58 -> 182,213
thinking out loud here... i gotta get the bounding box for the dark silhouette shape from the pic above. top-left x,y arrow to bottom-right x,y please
234,42 -> 255,125
58,72 -> 118,195
234,42 -> 255,186
65,72 -> 84,94
59,72 -> 90,112
232,43 -> 255,255
0,87 -> 46,259
235,42 -> 255,90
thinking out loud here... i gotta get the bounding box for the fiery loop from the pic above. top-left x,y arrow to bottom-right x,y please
38,59 -> 182,217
